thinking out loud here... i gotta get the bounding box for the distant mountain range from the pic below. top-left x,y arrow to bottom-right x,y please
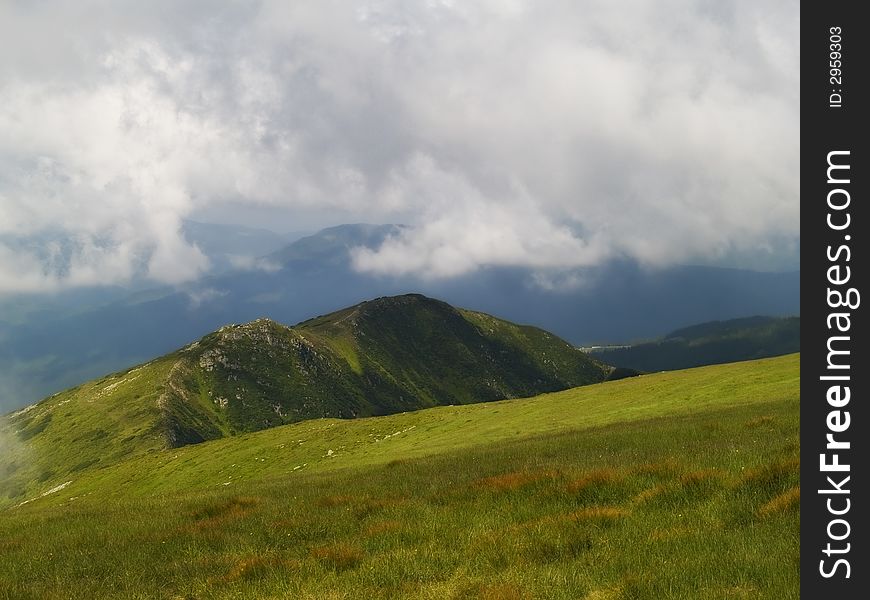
586,316 -> 800,372
180,220 -> 308,274
0,223 -> 799,412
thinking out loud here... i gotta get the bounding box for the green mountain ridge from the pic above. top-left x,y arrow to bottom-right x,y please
588,315 -> 799,373
1,294 -> 608,503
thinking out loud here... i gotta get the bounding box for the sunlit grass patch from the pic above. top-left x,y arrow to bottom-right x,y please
757,486 -> 800,518
562,506 -> 629,525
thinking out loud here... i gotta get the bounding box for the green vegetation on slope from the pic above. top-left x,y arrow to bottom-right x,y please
588,316 -> 799,372
0,294 -> 608,504
169,294 -> 609,441
0,358 -> 175,502
0,355 -> 799,599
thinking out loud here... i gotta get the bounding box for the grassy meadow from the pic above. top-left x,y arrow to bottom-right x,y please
0,355 -> 799,599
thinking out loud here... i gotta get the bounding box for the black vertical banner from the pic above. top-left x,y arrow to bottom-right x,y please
802,3 -> 868,598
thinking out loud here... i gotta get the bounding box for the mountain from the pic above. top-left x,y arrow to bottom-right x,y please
0,294 -> 608,501
586,316 -> 800,372
0,224 -> 800,413
0,354 -> 800,597
266,223 -> 403,267
181,220 -> 307,274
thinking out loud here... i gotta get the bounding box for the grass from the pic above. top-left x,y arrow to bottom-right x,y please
0,354 -> 799,599
0,357 -> 174,502
1,294 -> 612,505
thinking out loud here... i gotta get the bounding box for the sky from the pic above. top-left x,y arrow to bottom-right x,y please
0,0 -> 800,294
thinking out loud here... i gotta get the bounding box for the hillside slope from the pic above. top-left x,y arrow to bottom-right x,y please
1,224 -> 800,414
14,353 -> 798,506
0,294 -> 608,504
588,316 -> 799,372
0,355 -> 799,599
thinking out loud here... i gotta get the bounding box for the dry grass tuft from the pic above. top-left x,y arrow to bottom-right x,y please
741,456 -> 799,486
566,469 -> 622,494
757,486 -> 800,518
563,506 -> 629,524
186,496 -> 259,532
364,519 -> 402,536
311,543 -> 365,570
475,470 -> 557,492
635,469 -> 723,506
352,496 -> 407,519
516,506 -> 629,531
315,495 -> 356,508
271,517 -> 300,529
633,483 -> 669,504
679,469 -> 722,487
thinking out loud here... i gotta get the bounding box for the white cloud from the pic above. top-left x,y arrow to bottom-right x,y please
0,0 -> 799,293
227,255 -> 282,273
186,287 -> 229,309
350,155 -> 610,277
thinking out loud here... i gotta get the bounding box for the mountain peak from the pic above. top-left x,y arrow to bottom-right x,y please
2,295 -> 610,500
266,223 -> 403,266
357,293 -> 450,314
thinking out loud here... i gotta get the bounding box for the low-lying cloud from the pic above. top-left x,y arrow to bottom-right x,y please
227,255 -> 282,274
0,0 -> 799,293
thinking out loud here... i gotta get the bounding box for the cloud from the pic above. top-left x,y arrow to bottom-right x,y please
0,404 -> 31,493
227,255 -> 282,273
0,0 -> 799,293
350,155 -> 610,277
185,287 -> 229,309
